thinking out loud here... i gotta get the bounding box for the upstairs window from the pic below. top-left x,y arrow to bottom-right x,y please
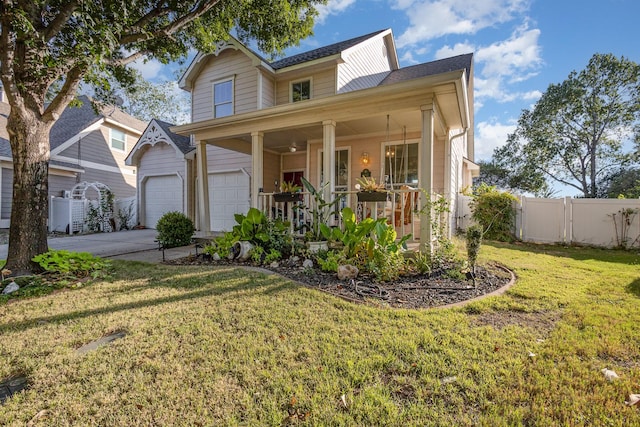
291,79 -> 311,102
110,128 -> 126,151
213,79 -> 233,118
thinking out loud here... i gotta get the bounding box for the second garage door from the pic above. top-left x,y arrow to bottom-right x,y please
144,175 -> 183,228
208,170 -> 250,232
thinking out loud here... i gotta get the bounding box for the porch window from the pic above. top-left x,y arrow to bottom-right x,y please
383,142 -> 419,188
319,148 -> 350,190
213,79 -> 233,118
110,128 -> 126,151
291,79 -> 311,102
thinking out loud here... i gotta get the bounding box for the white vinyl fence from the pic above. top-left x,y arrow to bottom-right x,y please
49,196 -> 138,234
457,195 -> 640,248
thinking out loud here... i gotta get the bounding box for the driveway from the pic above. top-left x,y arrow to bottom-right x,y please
0,229 -> 176,262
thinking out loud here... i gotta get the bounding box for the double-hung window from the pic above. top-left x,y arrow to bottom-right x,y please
110,128 -> 126,152
291,79 -> 311,102
213,79 -> 233,118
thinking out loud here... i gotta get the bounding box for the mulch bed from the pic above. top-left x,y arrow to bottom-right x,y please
165,255 -> 514,309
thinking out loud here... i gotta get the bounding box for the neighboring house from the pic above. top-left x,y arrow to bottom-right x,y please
0,91 -> 146,228
144,28 -> 478,243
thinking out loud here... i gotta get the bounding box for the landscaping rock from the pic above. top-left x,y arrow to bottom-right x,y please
270,261 -> 279,268
302,259 -> 314,269
2,281 -> 19,295
337,264 -> 359,281
212,253 -> 221,261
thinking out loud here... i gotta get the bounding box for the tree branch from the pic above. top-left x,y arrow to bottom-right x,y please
119,0 -> 222,46
43,1 -> 79,41
42,65 -> 85,122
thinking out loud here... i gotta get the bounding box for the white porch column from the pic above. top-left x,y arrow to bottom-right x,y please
251,131 -> 264,208
196,140 -> 211,233
419,102 -> 435,252
322,120 -> 336,203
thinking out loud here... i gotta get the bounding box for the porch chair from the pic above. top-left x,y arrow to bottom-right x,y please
394,186 -> 418,226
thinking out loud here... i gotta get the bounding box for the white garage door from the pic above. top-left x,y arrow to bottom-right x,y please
208,171 -> 250,232
144,175 -> 183,229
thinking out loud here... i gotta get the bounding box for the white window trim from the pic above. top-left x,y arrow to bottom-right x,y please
317,146 -> 351,190
212,76 -> 235,118
290,77 -> 313,103
110,128 -> 126,153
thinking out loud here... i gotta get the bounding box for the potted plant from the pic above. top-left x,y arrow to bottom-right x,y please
300,177 -> 340,252
356,177 -> 387,202
273,181 -> 302,203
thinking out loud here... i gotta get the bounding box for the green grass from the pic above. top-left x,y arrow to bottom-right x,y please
0,243 -> 639,426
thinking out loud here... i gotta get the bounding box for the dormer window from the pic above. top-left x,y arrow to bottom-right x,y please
291,79 -> 311,102
213,78 -> 234,118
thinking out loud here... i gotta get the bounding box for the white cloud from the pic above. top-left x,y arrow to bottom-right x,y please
130,57 -> 163,80
476,26 -> 542,78
434,42 -> 475,59
395,0 -> 530,47
316,0 -> 358,24
475,120 -> 517,160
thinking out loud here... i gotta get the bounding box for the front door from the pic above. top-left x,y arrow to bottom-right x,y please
283,171 -> 304,187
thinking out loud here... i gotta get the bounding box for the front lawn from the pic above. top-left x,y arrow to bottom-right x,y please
0,243 -> 639,425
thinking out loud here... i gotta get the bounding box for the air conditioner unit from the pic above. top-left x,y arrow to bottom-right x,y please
62,190 -> 71,198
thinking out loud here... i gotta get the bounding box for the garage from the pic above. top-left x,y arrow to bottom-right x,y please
208,170 -> 250,231
143,174 -> 183,228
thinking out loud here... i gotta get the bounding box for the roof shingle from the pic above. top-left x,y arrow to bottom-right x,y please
379,53 -> 473,86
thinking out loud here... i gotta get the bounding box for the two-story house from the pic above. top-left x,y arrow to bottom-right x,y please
0,90 -> 146,228
128,29 -> 478,244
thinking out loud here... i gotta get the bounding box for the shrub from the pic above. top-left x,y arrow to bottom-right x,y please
156,211 -> 195,248
466,224 -> 483,275
470,184 -> 518,242
32,250 -> 111,278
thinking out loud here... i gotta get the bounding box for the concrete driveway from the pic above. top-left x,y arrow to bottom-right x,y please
0,229 -> 198,263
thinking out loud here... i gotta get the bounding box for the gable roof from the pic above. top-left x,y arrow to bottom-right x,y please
270,29 -> 388,70
154,119 -> 193,154
179,29 -> 395,90
50,95 -> 146,150
379,53 -> 473,86
125,118 -> 193,166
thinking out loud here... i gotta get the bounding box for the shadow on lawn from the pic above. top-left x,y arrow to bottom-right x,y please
626,278 -> 640,298
485,241 -> 640,265
0,267 -> 292,334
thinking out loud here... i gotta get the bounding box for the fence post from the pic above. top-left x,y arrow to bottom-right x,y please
564,196 -> 572,244
519,195 -> 526,241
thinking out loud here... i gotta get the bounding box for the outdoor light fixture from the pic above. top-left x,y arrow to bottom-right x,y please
361,152 -> 369,164
289,142 -> 297,152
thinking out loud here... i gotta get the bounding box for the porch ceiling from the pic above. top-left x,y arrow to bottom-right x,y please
173,70 -> 467,154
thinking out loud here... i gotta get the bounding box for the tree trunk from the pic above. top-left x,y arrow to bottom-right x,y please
5,109 -> 53,275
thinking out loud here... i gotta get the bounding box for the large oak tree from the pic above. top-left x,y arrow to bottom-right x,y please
494,53 -> 640,198
0,0 -> 326,274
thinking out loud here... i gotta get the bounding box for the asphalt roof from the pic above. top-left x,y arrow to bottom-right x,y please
379,53 -> 473,86
0,95 -> 146,162
270,29 -> 387,70
153,119 -> 194,154
49,95 -> 146,149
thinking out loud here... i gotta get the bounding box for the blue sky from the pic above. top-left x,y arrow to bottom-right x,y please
133,0 -> 639,165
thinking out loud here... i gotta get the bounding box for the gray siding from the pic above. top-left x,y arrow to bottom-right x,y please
78,167 -> 136,198
49,174 -> 77,197
58,126 -> 132,169
338,37 -> 392,93
191,49 -> 258,122
1,168 -> 12,220
1,168 -> 77,220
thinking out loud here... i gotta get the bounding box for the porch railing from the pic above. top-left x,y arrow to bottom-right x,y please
258,188 -> 422,241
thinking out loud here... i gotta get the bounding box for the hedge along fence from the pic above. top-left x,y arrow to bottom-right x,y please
457,195 -> 640,249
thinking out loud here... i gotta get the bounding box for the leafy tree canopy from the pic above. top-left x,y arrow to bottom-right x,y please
473,159 -> 552,197
0,0 -> 326,273
598,167 -> 640,198
493,53 -> 640,198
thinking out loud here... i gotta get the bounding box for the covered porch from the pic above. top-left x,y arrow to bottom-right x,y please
173,69 -> 472,250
